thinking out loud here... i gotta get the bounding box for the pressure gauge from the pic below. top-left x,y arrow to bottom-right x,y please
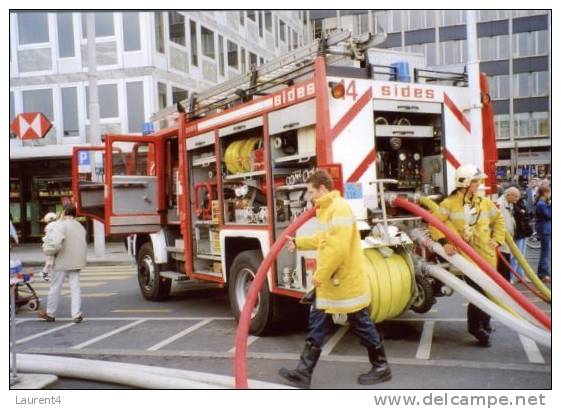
413,153 -> 421,161
399,153 -> 406,161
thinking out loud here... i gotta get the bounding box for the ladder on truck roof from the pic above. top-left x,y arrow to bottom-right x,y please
151,30 -> 354,122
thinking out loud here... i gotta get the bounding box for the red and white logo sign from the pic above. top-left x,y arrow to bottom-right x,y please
10,112 -> 53,140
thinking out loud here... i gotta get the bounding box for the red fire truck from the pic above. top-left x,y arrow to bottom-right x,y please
72,30 -> 498,335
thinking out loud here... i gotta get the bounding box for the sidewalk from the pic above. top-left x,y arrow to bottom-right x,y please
10,242 -> 135,267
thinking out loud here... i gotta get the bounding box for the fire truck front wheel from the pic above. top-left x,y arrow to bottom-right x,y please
137,242 -> 171,301
229,250 -> 276,336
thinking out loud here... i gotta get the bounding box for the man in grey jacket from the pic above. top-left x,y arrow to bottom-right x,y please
38,203 -> 87,323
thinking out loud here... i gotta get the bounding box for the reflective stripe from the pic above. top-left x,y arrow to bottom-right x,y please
448,212 -> 467,221
437,206 -> 450,216
328,216 -> 355,228
315,293 -> 370,310
449,210 -> 496,221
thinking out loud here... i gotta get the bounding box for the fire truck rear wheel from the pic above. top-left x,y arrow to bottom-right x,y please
229,250 -> 276,336
410,274 -> 435,314
137,242 -> 171,301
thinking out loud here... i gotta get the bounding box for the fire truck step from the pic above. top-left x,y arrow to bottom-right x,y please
159,271 -> 189,281
196,253 -> 221,261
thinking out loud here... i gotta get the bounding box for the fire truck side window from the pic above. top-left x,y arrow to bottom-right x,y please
111,141 -> 156,176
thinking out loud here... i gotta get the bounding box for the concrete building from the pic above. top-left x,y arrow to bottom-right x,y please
9,11 -> 307,242
310,10 -> 551,183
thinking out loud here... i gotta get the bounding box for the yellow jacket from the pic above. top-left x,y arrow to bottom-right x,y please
429,190 -> 506,267
295,191 -> 370,314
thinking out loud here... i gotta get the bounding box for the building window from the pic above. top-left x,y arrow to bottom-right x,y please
441,10 -> 465,26
249,52 -> 257,68
10,91 -> 16,139
168,12 -> 185,46
239,11 -> 244,26
426,43 -> 437,66
440,40 -> 466,65
292,30 -> 298,50
57,13 -> 75,58
227,40 -> 238,69
81,12 -> 114,38
122,12 -> 141,52
479,36 -> 509,61
514,71 -> 549,98
478,10 -> 498,21
172,86 -> 188,104
279,20 -> 286,42
265,11 -> 272,32
201,26 -> 215,59
407,10 -> 425,31
157,82 -> 167,110
218,35 -> 225,76
126,82 -> 145,133
61,87 -> 79,137
513,30 -> 548,58
190,20 -> 198,67
258,11 -> 263,37
247,11 -> 256,22
155,12 -> 165,53
18,12 -> 49,45
22,89 -> 54,121
259,57 -> 264,66
86,84 -> 118,119
240,47 -> 246,73
391,10 -> 403,32
274,16 -> 279,47
494,114 -> 510,140
514,112 -> 549,138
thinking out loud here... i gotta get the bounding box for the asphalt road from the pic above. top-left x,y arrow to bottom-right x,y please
12,249 -> 551,390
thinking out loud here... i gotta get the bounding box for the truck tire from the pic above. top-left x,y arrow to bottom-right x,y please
410,274 -> 435,314
137,242 -> 171,301
228,250 -> 277,336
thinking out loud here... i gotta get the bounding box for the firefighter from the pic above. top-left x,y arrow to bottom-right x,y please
429,165 -> 506,347
278,169 -> 391,389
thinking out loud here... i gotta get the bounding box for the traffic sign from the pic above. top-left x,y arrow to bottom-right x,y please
10,112 -> 52,140
78,151 -> 92,174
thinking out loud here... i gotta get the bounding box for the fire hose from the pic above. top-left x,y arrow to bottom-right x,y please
393,197 -> 551,330
234,208 -> 317,389
497,251 -> 549,303
420,195 -> 551,302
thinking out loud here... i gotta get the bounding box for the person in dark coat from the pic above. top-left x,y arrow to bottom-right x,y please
535,186 -> 551,283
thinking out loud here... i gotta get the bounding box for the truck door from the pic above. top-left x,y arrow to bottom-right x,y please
72,147 -> 106,223
106,135 -> 163,234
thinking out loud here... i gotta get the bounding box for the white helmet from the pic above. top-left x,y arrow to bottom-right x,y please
43,212 -> 58,223
454,165 -> 487,188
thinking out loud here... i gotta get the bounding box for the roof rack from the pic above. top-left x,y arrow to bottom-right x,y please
151,30 -> 353,122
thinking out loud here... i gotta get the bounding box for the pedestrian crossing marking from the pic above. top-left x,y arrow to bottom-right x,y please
75,293 -> 117,298
32,282 -> 106,289
77,276 -> 131,281
112,309 -> 174,313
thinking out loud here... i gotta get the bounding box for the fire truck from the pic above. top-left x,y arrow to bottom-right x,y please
72,30 -> 500,335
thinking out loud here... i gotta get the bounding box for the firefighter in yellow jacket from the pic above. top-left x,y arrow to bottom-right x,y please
278,169 -> 391,389
429,165 -> 506,347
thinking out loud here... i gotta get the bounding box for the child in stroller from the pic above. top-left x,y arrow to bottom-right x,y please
10,259 -> 40,312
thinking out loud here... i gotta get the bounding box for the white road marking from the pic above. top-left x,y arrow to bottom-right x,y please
112,309 -> 174,313
228,335 -> 259,354
32,282 -> 106,289
71,319 -> 147,350
15,316 -> 234,322
16,323 -> 75,345
519,335 -> 545,364
416,321 -> 435,360
148,319 -> 214,351
322,326 -> 350,356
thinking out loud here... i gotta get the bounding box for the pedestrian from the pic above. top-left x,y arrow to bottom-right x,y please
40,212 -> 60,282
525,178 -> 540,216
535,185 -> 551,283
510,196 -> 533,280
278,169 -> 391,388
38,203 -> 87,323
9,213 -> 18,245
496,187 -> 520,283
428,165 -> 506,347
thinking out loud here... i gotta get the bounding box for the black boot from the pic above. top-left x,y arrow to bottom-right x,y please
358,345 -> 392,385
279,341 -> 322,389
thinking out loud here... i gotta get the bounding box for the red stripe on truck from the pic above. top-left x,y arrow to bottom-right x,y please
444,93 -> 471,133
346,148 -> 377,182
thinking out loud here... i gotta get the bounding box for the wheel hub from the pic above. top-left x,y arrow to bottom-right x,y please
235,268 -> 260,319
139,255 -> 156,291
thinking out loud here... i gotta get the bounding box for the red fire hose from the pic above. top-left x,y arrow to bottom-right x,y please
234,208 -> 317,389
497,251 -> 549,303
393,197 -> 551,330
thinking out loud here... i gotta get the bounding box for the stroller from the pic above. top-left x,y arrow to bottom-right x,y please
10,259 -> 40,312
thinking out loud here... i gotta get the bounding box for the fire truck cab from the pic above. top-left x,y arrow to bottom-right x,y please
72,30 -> 498,335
